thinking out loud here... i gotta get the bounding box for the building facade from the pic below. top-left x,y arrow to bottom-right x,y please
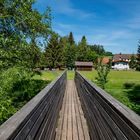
112,54 -> 132,70
75,61 -> 93,71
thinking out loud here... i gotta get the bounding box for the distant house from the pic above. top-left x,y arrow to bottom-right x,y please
75,61 -> 93,71
112,54 -> 132,70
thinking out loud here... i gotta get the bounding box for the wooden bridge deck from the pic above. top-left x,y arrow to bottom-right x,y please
55,80 -> 90,140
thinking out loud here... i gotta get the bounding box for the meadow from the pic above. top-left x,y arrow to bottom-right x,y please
1,70 -> 139,125
33,70 -> 63,81
80,70 -> 140,115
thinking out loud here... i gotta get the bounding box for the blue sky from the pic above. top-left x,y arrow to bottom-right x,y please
33,0 -> 140,54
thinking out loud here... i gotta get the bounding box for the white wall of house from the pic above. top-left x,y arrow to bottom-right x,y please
112,62 -> 129,70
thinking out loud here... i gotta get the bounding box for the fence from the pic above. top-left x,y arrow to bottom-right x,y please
75,71 -> 140,140
0,71 -> 66,140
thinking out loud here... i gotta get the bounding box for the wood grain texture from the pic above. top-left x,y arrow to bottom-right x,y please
55,80 -> 90,140
75,71 -> 140,140
0,71 -> 67,140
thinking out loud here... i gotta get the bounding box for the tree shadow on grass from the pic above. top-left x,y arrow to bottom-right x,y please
124,83 -> 140,115
11,79 -> 50,109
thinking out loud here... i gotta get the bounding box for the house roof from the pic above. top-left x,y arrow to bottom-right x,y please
98,57 -> 110,64
75,61 -> 93,66
112,54 -> 133,62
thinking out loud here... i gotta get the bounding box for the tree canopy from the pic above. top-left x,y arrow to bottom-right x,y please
0,0 -> 51,71
136,41 -> 140,71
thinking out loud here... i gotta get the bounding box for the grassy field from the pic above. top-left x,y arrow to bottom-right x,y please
67,70 -> 75,80
34,70 -> 140,114
33,70 -> 63,81
80,70 -> 140,115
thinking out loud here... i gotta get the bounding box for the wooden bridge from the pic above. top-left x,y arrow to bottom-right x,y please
0,71 -> 140,140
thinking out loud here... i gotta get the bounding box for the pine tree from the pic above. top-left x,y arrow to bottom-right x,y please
65,44 -> 76,70
65,33 -> 76,69
45,33 -> 64,69
68,32 -> 75,45
129,54 -> 136,69
77,36 -> 89,61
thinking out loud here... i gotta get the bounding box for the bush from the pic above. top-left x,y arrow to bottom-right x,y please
11,79 -> 49,108
123,82 -> 135,89
0,67 -> 32,95
0,97 -> 16,125
127,84 -> 140,103
127,84 -> 140,115
0,67 -> 49,124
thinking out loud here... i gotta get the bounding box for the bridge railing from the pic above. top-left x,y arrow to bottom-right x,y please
75,71 -> 140,140
0,71 -> 66,140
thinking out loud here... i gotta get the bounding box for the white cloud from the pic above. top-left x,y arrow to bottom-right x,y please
39,0 -> 95,19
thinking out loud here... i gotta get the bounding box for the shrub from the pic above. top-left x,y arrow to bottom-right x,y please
123,82 -> 135,89
127,84 -> 140,103
96,61 -> 111,89
0,67 -> 49,124
0,96 -> 16,125
11,79 -> 49,108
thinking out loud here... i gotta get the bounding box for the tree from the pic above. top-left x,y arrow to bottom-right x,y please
88,45 -> 105,55
136,41 -> 140,71
77,36 -> 88,61
68,32 -> 75,45
65,44 -> 76,70
45,32 -> 64,69
129,54 -> 136,69
64,32 -> 77,69
105,51 -> 113,56
0,0 -> 51,71
96,58 -> 111,89
85,49 -> 99,62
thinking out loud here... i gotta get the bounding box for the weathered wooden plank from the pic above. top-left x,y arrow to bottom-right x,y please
75,71 -> 140,140
71,85 -> 79,140
0,71 -> 66,140
55,80 -> 90,140
55,85 -> 68,140
67,81 -> 73,140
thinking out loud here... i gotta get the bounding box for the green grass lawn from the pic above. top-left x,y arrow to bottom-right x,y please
34,70 -> 140,115
80,70 -> 140,115
33,70 -> 63,81
67,70 -> 75,80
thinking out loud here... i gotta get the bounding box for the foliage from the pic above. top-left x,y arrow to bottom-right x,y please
129,54 -> 137,69
0,67 -> 48,124
123,82 -> 134,89
68,32 -> 75,45
0,0 -> 51,71
64,32 -> 76,69
85,49 -> 99,62
126,84 -> 140,114
45,32 -> 65,69
136,41 -> 140,71
88,45 -> 105,55
96,59 -> 111,89
65,44 -> 77,69
77,36 -> 88,61
105,51 -> 113,56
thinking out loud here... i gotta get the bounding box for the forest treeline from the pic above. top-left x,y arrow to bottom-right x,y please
45,32 -> 113,70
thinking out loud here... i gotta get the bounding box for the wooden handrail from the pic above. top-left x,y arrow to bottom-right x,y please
75,71 -> 140,140
0,71 -> 67,140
